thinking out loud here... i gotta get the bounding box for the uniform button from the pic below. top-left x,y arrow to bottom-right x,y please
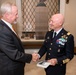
58,49 -> 60,52
47,37 -> 49,39
51,43 -> 52,45
49,53 -> 50,55
59,45 -> 60,47
49,48 -> 51,50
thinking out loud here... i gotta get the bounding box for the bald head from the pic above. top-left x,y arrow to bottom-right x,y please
52,14 -> 64,25
49,13 -> 64,31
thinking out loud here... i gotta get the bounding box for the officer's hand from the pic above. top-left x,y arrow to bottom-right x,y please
32,53 -> 39,62
47,58 -> 58,66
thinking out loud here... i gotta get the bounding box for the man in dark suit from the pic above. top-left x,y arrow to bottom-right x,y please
0,2 -> 37,75
36,14 -> 74,75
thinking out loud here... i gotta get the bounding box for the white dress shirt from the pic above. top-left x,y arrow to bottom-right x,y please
53,28 -> 63,38
1,19 -> 17,35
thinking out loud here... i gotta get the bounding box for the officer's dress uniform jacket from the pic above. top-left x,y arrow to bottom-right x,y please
38,28 -> 74,75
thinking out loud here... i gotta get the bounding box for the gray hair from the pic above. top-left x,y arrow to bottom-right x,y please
0,2 -> 15,15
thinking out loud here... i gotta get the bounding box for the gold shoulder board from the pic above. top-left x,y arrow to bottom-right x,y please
63,58 -> 70,64
67,32 -> 71,36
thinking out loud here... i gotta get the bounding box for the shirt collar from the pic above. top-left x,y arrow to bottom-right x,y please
54,28 -> 63,35
1,19 -> 17,35
1,19 -> 12,30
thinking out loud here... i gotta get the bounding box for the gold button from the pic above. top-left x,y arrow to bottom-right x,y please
58,49 -> 60,52
51,43 -> 52,45
49,53 -> 50,55
47,37 -> 49,39
59,45 -> 60,47
49,48 -> 51,50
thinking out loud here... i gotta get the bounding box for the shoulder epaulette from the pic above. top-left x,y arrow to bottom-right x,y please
67,32 -> 71,36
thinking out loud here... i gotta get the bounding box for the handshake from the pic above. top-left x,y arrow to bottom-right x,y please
31,52 -> 58,66
32,52 -> 40,62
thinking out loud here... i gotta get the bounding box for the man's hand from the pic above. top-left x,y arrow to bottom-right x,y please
32,53 -> 39,62
47,58 -> 58,66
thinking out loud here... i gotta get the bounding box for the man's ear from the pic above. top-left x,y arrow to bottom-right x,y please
5,12 -> 10,19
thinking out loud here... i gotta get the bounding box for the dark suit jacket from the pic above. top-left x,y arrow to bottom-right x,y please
38,29 -> 74,75
0,20 -> 32,75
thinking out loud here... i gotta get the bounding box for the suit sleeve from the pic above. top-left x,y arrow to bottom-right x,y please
0,30 -> 32,63
57,34 -> 74,64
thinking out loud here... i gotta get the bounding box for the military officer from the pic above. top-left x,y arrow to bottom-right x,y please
37,13 -> 74,75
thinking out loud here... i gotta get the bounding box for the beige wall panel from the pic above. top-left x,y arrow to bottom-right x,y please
35,7 -> 48,39
64,0 -> 76,46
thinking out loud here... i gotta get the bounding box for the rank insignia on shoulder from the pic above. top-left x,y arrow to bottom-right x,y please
63,58 -> 70,64
67,32 -> 71,36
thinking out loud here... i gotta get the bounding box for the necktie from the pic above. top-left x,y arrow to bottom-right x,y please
53,32 -> 56,38
12,26 -> 19,38
12,26 -> 17,35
